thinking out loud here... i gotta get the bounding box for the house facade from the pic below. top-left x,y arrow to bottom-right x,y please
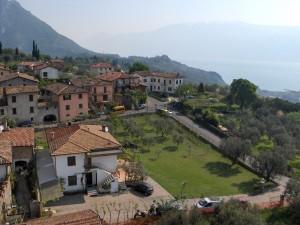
40,83 -> 89,122
45,124 -> 122,193
0,85 -> 40,124
135,71 -> 184,94
0,65 -> 13,77
71,76 -> 113,110
90,63 -> 114,75
17,61 -> 44,73
36,65 -> 60,80
0,72 -> 38,87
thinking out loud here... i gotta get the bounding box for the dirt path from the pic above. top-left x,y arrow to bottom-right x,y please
16,173 -> 31,216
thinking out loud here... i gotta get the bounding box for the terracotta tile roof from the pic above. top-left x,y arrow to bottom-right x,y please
45,124 -> 121,156
97,72 -> 123,82
0,141 -> 12,164
19,61 -> 43,67
0,72 -> 38,83
135,71 -> 183,79
91,63 -> 112,69
0,128 -> 34,147
71,76 -> 112,87
19,209 -> 104,225
3,85 -> 39,95
44,83 -> 88,95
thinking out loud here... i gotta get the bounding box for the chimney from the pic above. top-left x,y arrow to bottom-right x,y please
102,125 -> 109,132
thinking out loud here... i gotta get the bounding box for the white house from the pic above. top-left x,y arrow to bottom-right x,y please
38,65 -> 60,80
45,124 -> 122,193
135,71 -> 184,94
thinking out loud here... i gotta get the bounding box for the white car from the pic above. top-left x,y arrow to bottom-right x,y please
195,197 -> 223,209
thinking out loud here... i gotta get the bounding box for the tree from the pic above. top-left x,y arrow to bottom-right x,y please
212,199 -> 264,225
152,118 -> 174,137
0,41 -> 2,54
228,79 -> 258,109
222,137 -> 251,165
173,132 -> 184,148
15,47 -> 19,56
198,82 -> 205,93
253,150 -> 287,182
285,178 -> 300,202
128,62 -> 149,74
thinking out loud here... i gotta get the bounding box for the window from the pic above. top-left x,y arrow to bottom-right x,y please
143,79 -> 147,82
66,114 -> 70,117
78,104 -> 83,109
67,156 -> 76,166
94,96 -> 97,102
68,175 -> 77,186
0,109 -> 4,115
0,72 -> 3,75
176,80 -> 178,84
158,86 -> 160,91
30,117 -> 34,122
66,105 -> 70,110
78,94 -> 82,99
12,96 -> 16,103
180,80 -> 182,84
164,80 -> 166,85
158,79 -> 160,83
103,95 -> 108,101
104,87 -> 107,93
43,72 -> 48,78
63,95 -> 71,100
168,87 -> 172,92
30,107 -> 34,113
93,88 -> 97,94
169,80 -> 172,84
12,108 -> 17,115
29,94 -> 33,102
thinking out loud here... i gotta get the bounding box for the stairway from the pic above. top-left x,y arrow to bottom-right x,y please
101,174 -> 115,187
118,181 -> 127,191
87,187 -> 98,197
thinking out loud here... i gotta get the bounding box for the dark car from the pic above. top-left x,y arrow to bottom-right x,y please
18,120 -> 32,127
130,181 -> 154,196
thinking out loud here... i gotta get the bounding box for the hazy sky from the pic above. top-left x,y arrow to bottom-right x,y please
18,0 -> 300,43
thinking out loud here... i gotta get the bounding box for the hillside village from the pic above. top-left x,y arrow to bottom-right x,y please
1,46 -> 300,224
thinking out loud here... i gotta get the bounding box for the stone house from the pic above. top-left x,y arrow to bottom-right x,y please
71,76 -> 113,110
0,72 -> 38,87
90,63 -> 113,75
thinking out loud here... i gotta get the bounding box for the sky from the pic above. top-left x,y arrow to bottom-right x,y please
17,0 -> 300,43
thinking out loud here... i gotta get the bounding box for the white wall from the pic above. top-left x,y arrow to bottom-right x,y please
92,155 -> 117,173
54,154 -> 85,192
40,67 -> 60,80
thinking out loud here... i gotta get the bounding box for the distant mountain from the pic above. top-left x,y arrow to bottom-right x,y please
0,0 -> 225,85
0,0 -> 95,57
82,22 -> 300,62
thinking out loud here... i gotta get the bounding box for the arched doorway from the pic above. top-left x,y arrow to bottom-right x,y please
15,160 -> 27,170
43,114 -> 57,122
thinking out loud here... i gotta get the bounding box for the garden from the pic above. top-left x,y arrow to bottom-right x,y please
113,113 -> 259,198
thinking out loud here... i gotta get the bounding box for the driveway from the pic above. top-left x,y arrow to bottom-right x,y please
15,172 -> 31,216
46,177 -> 172,224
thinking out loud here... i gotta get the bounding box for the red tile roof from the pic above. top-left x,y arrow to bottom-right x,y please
71,76 -> 112,87
19,209 -> 104,225
0,72 -> 38,83
97,72 -> 123,82
4,85 -> 39,95
0,128 -> 34,147
91,63 -> 112,69
45,124 -> 121,156
44,83 -> 88,95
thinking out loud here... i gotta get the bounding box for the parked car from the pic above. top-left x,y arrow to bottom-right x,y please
136,104 -> 146,110
129,181 -> 154,196
195,197 -> 223,209
18,120 -> 32,127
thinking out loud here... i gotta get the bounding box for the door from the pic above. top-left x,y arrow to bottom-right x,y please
86,172 -> 93,187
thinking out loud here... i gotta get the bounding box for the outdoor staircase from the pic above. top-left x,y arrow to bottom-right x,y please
118,181 -> 127,191
101,174 -> 115,187
87,187 -> 98,197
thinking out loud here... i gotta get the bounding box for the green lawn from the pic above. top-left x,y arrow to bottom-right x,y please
116,114 -> 259,198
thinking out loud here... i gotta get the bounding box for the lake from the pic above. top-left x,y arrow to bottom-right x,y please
181,59 -> 300,91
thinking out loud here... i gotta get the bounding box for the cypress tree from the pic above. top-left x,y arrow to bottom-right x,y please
32,40 -> 36,58
0,41 -> 2,55
15,47 -> 19,56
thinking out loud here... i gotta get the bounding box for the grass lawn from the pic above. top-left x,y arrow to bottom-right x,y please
115,114 -> 259,198
35,130 -> 48,150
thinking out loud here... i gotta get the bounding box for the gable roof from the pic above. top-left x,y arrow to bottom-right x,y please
44,83 -> 88,95
4,85 -> 39,95
97,72 -> 123,82
71,76 -> 112,87
0,72 -> 38,83
19,209 -> 104,225
45,124 -> 121,156
0,141 -> 12,164
91,63 -> 112,69
135,71 -> 183,79
0,128 -> 34,147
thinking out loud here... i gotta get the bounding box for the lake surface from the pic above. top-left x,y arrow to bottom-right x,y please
182,59 -> 300,91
